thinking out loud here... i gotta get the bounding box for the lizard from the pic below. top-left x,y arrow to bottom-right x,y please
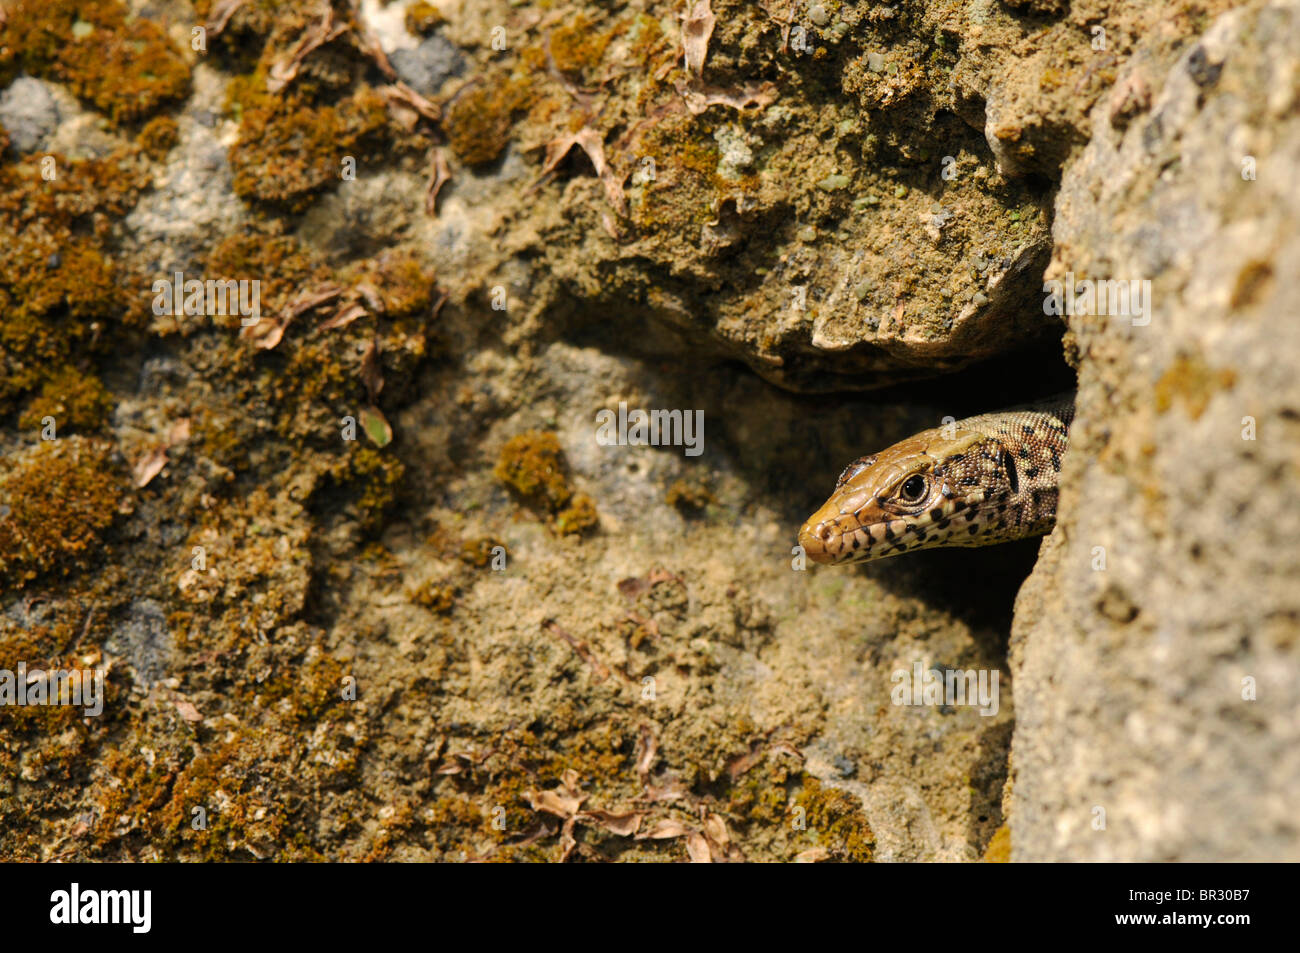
797,395 -> 1075,565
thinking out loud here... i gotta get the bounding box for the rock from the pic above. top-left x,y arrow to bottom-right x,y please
106,599 -> 172,685
0,76 -> 61,153
1010,0 -> 1300,862
389,34 -> 466,96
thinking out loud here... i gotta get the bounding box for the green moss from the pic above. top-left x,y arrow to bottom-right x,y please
459,536 -> 505,568
447,77 -> 535,166
495,432 -> 601,536
18,365 -> 113,433
0,147 -> 150,421
632,117 -> 743,232
227,75 -> 395,212
2,0 -> 190,126
405,1 -> 446,36
138,114 -> 180,161
794,778 -> 875,862
495,431 -> 572,511
411,581 -> 457,613
0,438 -> 124,592
665,478 -> 714,514
335,446 -> 405,533
364,251 -> 438,323
556,493 -> 599,536
550,15 -> 611,80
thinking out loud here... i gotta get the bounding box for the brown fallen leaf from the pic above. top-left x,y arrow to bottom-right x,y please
577,809 -> 645,837
267,1 -> 349,94
702,810 -> 730,849
536,128 -> 627,217
132,418 -> 192,489
360,338 -> 383,401
794,847 -> 831,863
242,284 -> 345,349
637,818 -> 693,840
725,745 -> 766,782
526,787 -> 587,819
641,778 -> 689,803
558,816 -> 579,862
132,448 -> 168,489
318,303 -> 367,331
635,725 -> 658,784
346,0 -> 397,81
681,0 -> 715,78
543,619 -> 612,682
381,82 -> 442,125
174,699 -> 203,722
425,148 -> 452,216
677,80 -> 778,116
204,0 -> 245,36
685,831 -> 712,863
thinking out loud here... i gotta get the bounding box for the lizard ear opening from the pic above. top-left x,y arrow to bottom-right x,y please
835,455 -> 876,487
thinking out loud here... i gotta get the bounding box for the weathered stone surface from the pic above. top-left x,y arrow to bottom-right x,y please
0,74 -> 59,153
1010,0 -> 1300,861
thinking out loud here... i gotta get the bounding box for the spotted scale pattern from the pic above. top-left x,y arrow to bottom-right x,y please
797,395 -> 1075,564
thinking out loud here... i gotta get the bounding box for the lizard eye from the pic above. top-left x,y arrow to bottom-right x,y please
898,474 -> 928,503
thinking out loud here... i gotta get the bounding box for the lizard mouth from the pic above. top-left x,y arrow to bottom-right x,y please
798,513 -> 881,564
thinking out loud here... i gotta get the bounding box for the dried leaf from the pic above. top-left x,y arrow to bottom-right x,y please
360,338 -> 384,401
267,2 -> 348,94
678,80 -> 778,116
426,148 -> 452,216
381,82 -> 442,125
725,746 -> 765,782
702,811 -> 730,849
635,725 -> 658,783
637,818 -> 692,840
174,699 -> 203,722
578,809 -> 645,837
538,128 -> 627,217
681,1 -> 715,78
318,303 -> 367,331
527,787 -> 586,819
132,449 -> 168,489
794,847 -> 831,863
543,620 -> 611,682
558,816 -> 578,862
347,0 -> 397,80
642,778 -> 689,803
205,0 -> 246,36
685,831 -> 712,863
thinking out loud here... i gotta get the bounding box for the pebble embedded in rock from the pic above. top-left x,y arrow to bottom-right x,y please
0,76 -> 61,153
389,34 -> 467,97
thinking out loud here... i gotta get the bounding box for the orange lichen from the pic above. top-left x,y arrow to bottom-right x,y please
0,438 -> 125,591
1,0 -> 190,126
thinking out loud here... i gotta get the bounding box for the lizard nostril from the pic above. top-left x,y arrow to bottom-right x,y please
818,523 -> 834,542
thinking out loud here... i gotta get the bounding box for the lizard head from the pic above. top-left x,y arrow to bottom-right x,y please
797,428 -> 1001,564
